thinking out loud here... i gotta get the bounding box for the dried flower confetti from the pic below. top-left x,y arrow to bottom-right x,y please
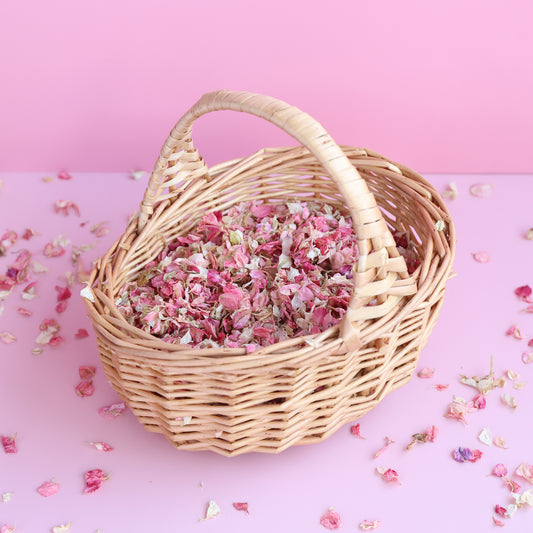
501,394 -> 517,409
442,182 -> 458,200
320,509 -> 342,529
75,328 -> 89,339
417,367 -> 434,379
79,366 -> 96,380
506,324 -> 524,340
492,517 -> 505,527
350,423 -> 365,439
1,435 -> 17,454
515,285 -> 532,302
75,380 -> 95,397
58,171 -> 72,180
494,437 -> 510,449
492,464 -> 508,478
515,463 -> 533,484
374,436 -> 395,458
407,425 -> 438,450
521,352 -> 533,364
91,222 -> 110,238
98,402 -> 126,420
478,427 -> 493,446
87,442 -> 114,452
511,490 -> 533,508
433,384 -> 449,391
507,370 -> 520,381
513,381 -> 526,390
1,492 -> 13,503
470,183 -> 493,198
115,201 -> 364,348
1,525 -> 15,533
460,358 -> 505,394
83,469 -> 109,493
359,520 -> 381,530
0,332 -> 16,344
52,522 -> 72,533
376,466 -> 401,484
36,318 -> 62,347
472,251 -> 490,263
130,170 -> 147,180
37,480 -> 60,497
54,200 -> 80,217
232,502 -> 249,514
17,307 -> 32,317
445,396 -> 477,424
453,447 -> 482,463
201,500 -> 221,520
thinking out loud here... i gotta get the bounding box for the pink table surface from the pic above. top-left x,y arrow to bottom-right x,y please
1,172 -> 532,532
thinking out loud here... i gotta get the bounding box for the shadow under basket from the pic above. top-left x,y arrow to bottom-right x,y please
83,90 -> 456,456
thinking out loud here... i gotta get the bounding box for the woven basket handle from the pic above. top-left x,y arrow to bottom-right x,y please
140,90 -> 416,352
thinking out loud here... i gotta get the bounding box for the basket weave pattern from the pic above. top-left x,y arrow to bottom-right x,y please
84,91 -> 455,456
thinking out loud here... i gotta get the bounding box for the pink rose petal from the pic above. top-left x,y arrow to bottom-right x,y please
1,525 -> 15,533
83,468 -> 109,493
359,520 -> 381,530
232,502 -> 249,514
87,441 -> 114,452
521,352 -> 533,364
75,328 -> 90,339
515,463 -> 533,484
472,251 -> 490,263
320,509 -> 342,530
433,384 -> 449,391
17,307 -> 32,317
1,435 -> 17,454
79,366 -> 96,380
58,171 -> 72,180
515,285 -> 532,301
75,381 -> 94,397
37,480 -> 60,497
492,464 -> 508,478
350,423 -> 365,439
0,332 -> 16,344
98,402 -> 126,420
376,466 -> 401,484
417,367 -> 434,379
492,516 -> 505,527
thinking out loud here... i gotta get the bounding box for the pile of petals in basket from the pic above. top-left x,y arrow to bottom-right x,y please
116,200 -> 363,350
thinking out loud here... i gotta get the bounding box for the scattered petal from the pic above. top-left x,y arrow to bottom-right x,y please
417,367 -> 434,379
83,469 -> 109,494
494,437 -> 510,449
513,381 -> 527,390
80,285 -> 95,303
98,402 -> 126,420
87,441 -> 114,452
506,324 -> 524,340
453,447 -> 482,463
515,463 -> 533,484
435,220 -> 445,231
445,396 -> 477,424
1,525 -> 15,533
37,480 -> 59,497
91,222 -> 110,238
433,384 -> 449,391
526,228 -> 533,240
511,490 -> 533,508
130,170 -> 147,180
350,423 -> 365,439
472,251 -> 490,263
75,381 -> 94,397
478,428 -> 492,446
320,509 -> 342,529
1,492 -> 14,503
470,183 -> 493,198
507,370 -> 520,381
374,436 -> 395,458
376,467 -> 402,484
232,502 -> 249,514
407,425 -> 438,450
54,200 -> 80,217
75,328 -> 89,339
201,500 -> 221,521
359,520 -> 381,530
442,182 -> 458,200
515,285 -> 532,302
460,358 -> 505,394
58,171 -> 72,180
492,517 -> 505,527
492,464 -> 508,478
501,394 -> 517,409
1,435 -> 17,454
0,332 -> 16,344
521,352 -> 533,364
17,307 -> 32,317
79,366 -> 96,380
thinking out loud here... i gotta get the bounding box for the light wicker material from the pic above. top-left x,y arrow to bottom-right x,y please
84,90 -> 455,456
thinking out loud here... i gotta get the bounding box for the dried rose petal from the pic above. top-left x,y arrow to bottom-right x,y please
350,423 -> 365,439
492,517 -> 505,526
37,480 -> 59,497
442,182 -> 458,200
75,328 -> 89,339
87,441 -> 114,452
76,381 -> 94,397
359,520 -> 381,530
470,183 -> 493,198
501,394 -> 517,409
492,464 -> 508,478
56,300 -> 68,314
54,200 -> 80,217
320,509 -> 342,529
417,367 -> 434,379
376,466 -> 401,484
1,525 -> 15,533
98,402 -> 126,420
58,171 -> 72,180
507,369 -> 520,380
201,500 -> 221,520
522,352 -> 533,364
453,447 -> 482,463
232,502 -> 249,514
0,332 -> 16,344
17,307 -> 32,317
478,427 -> 492,446
515,463 -> 533,484
472,251 -> 490,263
515,285 -> 532,301
504,478 -> 521,493
445,396 -> 477,424
91,222 -> 110,238
2,493 -> 13,503
433,384 -> 449,391
407,425 -> 438,450
494,437 -> 509,449
79,366 -> 96,380
1,435 -> 17,454
83,469 -> 109,493
506,324 -> 524,340
494,505 -> 507,517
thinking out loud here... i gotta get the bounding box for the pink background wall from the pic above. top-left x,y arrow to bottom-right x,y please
1,0 -> 532,174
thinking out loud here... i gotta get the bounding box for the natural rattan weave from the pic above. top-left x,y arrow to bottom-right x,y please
83,90 -> 455,456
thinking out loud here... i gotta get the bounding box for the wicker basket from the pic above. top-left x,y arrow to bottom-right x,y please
83,90 -> 455,456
